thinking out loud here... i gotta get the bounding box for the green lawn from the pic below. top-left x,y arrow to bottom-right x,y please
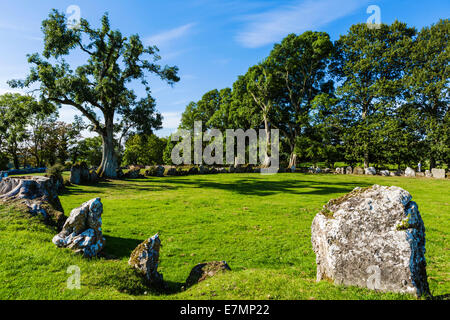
0,173 -> 448,300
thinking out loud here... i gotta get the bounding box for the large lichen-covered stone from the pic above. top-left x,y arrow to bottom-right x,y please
185,261 -> 231,287
0,176 -> 66,229
311,185 -> 429,297
52,198 -> 105,258
129,234 -> 164,287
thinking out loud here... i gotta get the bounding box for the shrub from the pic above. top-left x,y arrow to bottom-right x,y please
46,163 -> 65,180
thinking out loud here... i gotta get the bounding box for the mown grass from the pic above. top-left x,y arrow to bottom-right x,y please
0,173 -> 448,300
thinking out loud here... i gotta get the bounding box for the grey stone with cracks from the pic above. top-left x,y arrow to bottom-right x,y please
311,185 -> 429,297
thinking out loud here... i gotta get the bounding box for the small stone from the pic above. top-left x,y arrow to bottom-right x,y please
364,167 -> 377,175
129,233 -> 164,287
379,170 -> 390,176
185,261 -> 231,287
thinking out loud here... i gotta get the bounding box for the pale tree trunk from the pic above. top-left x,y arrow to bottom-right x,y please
97,117 -> 118,178
262,116 -> 271,168
364,152 -> 369,169
288,152 -> 297,169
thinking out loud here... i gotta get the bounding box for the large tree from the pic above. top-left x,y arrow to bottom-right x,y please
331,21 -> 416,168
10,10 -> 179,178
267,31 -> 334,168
404,19 -> 449,168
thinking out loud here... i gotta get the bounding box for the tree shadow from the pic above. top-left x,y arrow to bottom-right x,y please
60,180 -> 178,196
102,235 -> 143,259
153,175 -> 373,197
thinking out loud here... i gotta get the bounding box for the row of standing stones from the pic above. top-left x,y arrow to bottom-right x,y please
0,176 -> 431,297
67,163 -> 447,186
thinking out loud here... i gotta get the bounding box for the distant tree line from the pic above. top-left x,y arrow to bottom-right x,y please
177,19 -> 449,170
0,93 -> 102,170
1,18 -> 448,172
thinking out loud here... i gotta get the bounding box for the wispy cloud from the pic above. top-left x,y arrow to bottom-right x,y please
145,23 -> 196,47
236,0 -> 368,48
0,23 -> 42,41
161,111 -> 182,129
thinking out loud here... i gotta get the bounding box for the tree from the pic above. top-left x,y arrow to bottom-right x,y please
332,21 -> 416,168
405,19 -> 449,168
123,134 -> 165,166
27,112 -> 58,167
76,136 -> 103,167
0,93 -> 50,168
239,64 -> 276,166
10,10 -> 179,178
267,32 -> 334,168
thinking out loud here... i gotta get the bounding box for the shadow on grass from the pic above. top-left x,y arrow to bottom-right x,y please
103,235 -> 142,259
60,179 -> 178,196
153,175 -> 373,197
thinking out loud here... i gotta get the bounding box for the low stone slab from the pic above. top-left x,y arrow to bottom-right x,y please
364,167 -> 376,175
431,168 -> 446,179
185,261 -> 231,287
311,185 -> 429,297
0,176 -> 66,229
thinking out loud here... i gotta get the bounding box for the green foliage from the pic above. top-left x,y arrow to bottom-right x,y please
331,21 -> 417,167
122,134 -> 165,166
46,163 -> 65,180
76,136 -> 103,167
163,137 -> 175,165
404,19 -> 449,168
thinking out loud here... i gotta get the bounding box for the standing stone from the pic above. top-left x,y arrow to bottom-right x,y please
364,167 -> 377,175
345,166 -> 352,175
129,234 -> 164,287
425,170 -> 432,178
431,168 -> 446,179
70,165 -> 81,185
188,166 -> 199,175
52,198 -> 105,258
185,261 -> 231,288
311,185 -> 429,297
379,170 -> 390,176
156,166 -> 165,177
405,167 -> 416,177
353,167 -> 364,175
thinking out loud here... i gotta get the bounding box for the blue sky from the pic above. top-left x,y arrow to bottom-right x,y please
0,0 -> 448,137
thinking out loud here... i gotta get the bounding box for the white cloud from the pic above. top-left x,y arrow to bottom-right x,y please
161,111 -> 182,129
145,23 -> 196,48
236,0 -> 368,48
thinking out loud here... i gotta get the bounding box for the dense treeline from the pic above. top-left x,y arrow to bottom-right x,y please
178,20 -> 449,170
1,19 -> 448,172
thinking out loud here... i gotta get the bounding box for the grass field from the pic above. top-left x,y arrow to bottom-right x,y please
0,173 -> 448,300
